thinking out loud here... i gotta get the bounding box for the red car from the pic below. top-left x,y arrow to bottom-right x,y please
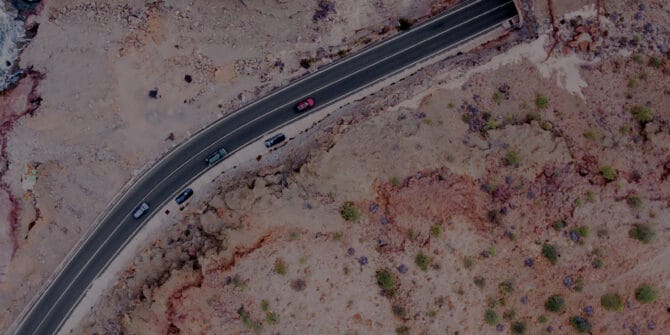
294,98 -> 315,112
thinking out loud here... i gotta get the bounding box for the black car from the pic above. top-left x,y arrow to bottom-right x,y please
264,133 -> 286,148
175,188 -> 194,205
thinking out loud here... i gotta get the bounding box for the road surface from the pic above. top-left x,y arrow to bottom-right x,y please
12,0 -> 518,333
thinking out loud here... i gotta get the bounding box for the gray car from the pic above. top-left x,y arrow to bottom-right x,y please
132,202 -> 150,219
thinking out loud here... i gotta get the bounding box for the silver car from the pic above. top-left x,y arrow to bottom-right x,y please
132,202 -> 150,219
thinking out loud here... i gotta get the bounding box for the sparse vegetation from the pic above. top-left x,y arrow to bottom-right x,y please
631,105 -> 653,124
627,78 -> 638,88
390,176 -> 401,187
600,166 -> 617,181
511,321 -> 527,334
493,91 -> 503,105
538,315 -> 548,323
571,226 -> 590,238
340,201 -> 361,221
415,252 -> 430,272
583,129 -> 597,140
545,295 -> 565,313
261,300 -> 269,312
504,149 -> 521,167
430,224 -> 442,237
503,309 -> 516,321
601,292 -> 624,311
542,243 -> 559,265
499,280 -> 514,295
552,220 -> 566,231
484,309 -> 499,326
627,195 -> 643,209
648,56 -> 662,68
238,306 -> 262,334
274,258 -> 287,275
570,316 -> 592,333
632,54 -> 644,64
635,284 -> 658,303
592,258 -> 604,269
535,94 -> 549,109
376,268 -> 396,297
629,224 -> 655,244
266,311 -> 278,325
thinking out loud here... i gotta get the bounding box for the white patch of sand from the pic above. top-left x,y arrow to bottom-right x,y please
562,4 -> 597,20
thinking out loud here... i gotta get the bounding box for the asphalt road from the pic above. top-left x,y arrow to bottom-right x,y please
12,0 -> 518,333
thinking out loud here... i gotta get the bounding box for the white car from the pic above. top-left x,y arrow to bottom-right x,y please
132,202 -> 150,219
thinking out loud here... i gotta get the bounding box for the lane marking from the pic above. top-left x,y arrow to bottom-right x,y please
27,2 -> 516,334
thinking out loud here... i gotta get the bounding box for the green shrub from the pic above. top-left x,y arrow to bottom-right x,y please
601,292 -> 624,311
493,91 -> 503,105
570,316 -> 592,333
415,252 -> 430,272
545,295 -> 565,313
503,309 -> 516,321
340,202 -> 361,221
552,220 -> 566,231
542,243 -> 559,265
504,149 -> 521,167
592,258 -> 604,269
390,177 -> 401,187
261,300 -> 269,312
632,105 -> 653,124
629,224 -> 655,244
535,94 -> 549,109
430,224 -> 442,237
274,258 -> 287,275
635,284 -> 658,303
632,54 -> 644,64
484,309 -> 499,326
583,130 -> 597,140
266,312 -> 278,325
600,166 -> 617,181
499,280 -> 514,295
627,78 -> 638,88
376,269 -> 396,296
572,226 -> 590,238
511,321 -> 527,334
538,315 -> 548,323
649,56 -> 663,68
627,195 -> 643,209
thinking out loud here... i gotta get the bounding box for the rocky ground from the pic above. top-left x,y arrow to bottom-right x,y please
70,1 -> 669,334
0,0 -> 461,330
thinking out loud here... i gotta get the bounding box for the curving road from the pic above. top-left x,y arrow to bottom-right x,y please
12,0 -> 518,333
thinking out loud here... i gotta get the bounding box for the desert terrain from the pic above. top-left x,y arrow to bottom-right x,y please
76,0 -> 669,334
1,0 -> 669,334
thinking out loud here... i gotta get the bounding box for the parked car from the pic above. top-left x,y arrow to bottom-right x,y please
205,147 -> 228,165
264,133 -> 286,148
294,97 -> 315,112
132,202 -> 150,219
175,188 -> 194,205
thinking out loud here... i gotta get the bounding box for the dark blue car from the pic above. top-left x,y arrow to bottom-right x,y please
175,188 -> 194,204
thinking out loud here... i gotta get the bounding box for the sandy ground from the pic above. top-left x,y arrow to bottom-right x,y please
68,1 -> 670,334
0,0 -> 462,330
